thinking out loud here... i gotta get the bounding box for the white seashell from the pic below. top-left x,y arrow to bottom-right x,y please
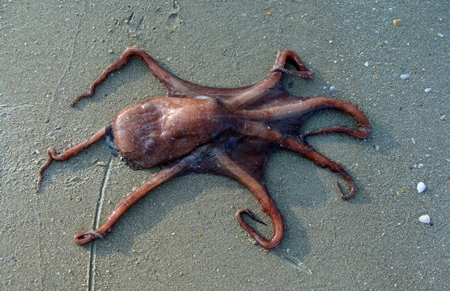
417,182 -> 426,193
400,74 -> 410,80
419,214 -> 430,224
424,88 -> 432,93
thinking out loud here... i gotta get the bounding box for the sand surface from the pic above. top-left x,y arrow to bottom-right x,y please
1,1 -> 449,290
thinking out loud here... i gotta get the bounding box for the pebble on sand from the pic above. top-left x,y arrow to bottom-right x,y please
400,74 -> 410,80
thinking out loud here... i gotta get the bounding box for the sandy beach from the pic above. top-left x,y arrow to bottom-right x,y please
1,1 -> 449,289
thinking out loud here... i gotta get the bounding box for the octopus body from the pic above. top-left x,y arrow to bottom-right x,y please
38,47 -> 370,249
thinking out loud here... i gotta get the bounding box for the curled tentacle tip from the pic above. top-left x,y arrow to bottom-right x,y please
70,98 -> 81,107
336,181 -> 355,200
237,208 -> 267,226
69,98 -> 79,107
340,193 -> 355,201
74,231 -> 103,245
236,208 -> 250,219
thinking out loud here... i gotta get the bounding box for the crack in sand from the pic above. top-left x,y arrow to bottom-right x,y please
45,11 -> 82,119
87,155 -> 113,290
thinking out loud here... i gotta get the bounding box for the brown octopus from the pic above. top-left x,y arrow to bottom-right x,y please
38,46 -> 370,249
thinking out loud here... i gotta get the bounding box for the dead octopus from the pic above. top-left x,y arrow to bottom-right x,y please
38,46 -> 370,249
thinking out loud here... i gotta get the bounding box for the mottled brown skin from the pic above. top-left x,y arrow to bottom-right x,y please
37,46 -> 370,249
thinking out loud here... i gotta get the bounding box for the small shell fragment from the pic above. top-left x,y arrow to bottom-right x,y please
419,214 -> 430,224
393,19 -> 401,26
424,88 -> 432,93
417,182 -> 427,193
400,74 -> 410,80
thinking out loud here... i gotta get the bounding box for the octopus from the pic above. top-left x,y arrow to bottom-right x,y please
38,46 -> 370,249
